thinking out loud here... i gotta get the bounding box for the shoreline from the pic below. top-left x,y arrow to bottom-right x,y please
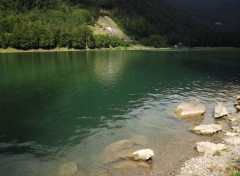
0,46 -> 239,54
177,112 -> 240,176
0,46 -> 166,53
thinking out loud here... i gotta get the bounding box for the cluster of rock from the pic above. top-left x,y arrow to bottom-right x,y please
175,97 -> 230,120
175,97 -> 232,136
177,96 -> 240,176
57,96 -> 240,176
179,113 -> 240,176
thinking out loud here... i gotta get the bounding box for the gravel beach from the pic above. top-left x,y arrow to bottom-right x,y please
178,113 -> 240,176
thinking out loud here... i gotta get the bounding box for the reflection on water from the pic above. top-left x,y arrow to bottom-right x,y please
0,49 -> 240,175
93,51 -> 125,86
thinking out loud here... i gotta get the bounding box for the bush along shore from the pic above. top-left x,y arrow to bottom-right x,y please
176,96 -> 240,176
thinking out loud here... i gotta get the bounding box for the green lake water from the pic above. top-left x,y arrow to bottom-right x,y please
0,49 -> 240,176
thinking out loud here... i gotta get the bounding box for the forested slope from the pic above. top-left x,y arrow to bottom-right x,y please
166,0 -> 240,32
0,0 -> 239,50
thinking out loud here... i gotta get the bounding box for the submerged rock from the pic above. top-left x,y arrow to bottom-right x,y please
175,97 -> 205,118
58,162 -> 78,176
129,149 -> 154,161
100,139 -> 153,171
111,160 -> 152,169
130,135 -> 149,146
215,102 -> 228,118
101,139 -> 141,164
196,141 -> 226,155
190,124 -> 222,135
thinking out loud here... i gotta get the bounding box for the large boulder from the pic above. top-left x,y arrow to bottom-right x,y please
190,124 -> 222,135
58,162 -> 78,176
128,149 -> 154,161
175,97 -> 205,118
234,96 -> 240,111
215,102 -> 228,118
196,141 -> 226,155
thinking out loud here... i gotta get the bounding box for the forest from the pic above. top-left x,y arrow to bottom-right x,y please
0,0 -> 240,50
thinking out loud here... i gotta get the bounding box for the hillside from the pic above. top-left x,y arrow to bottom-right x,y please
0,0 -> 240,49
166,0 -> 240,32
92,16 -> 129,40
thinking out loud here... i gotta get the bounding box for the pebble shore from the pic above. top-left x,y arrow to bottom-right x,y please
178,113 -> 240,176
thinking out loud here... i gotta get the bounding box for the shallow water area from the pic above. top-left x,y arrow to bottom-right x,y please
0,49 -> 240,175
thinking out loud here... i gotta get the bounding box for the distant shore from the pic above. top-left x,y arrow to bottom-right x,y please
0,46 -> 239,54
0,45 -> 175,53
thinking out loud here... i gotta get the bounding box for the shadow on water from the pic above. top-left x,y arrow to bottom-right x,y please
175,49 -> 240,84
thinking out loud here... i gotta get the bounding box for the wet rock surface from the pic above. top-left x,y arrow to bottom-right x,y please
196,141 -> 226,155
175,97 -> 205,118
215,102 -> 228,118
128,149 -> 154,161
190,124 -> 222,135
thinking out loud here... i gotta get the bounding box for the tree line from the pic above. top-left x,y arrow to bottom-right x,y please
0,1 -> 129,49
0,0 -> 240,49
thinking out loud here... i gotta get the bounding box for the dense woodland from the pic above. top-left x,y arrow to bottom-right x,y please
0,0 -> 240,50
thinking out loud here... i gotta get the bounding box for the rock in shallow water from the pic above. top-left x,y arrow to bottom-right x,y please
129,149 -> 154,161
58,162 -> 78,176
196,141 -> 226,155
100,138 -> 154,171
175,97 -> 205,118
190,124 -> 222,135
101,140 -> 138,164
215,102 -> 228,118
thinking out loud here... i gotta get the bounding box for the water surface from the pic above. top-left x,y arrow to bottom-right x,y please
0,49 -> 240,175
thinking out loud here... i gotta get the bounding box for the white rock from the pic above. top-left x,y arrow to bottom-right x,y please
175,97 -> 205,118
129,149 -> 154,161
225,137 -> 240,145
215,102 -> 228,118
196,141 -> 226,155
190,124 -> 222,135
225,132 -> 238,137
58,162 -> 78,176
